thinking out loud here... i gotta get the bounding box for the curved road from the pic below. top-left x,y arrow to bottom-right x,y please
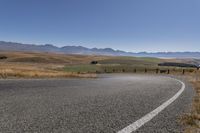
0,74 -> 194,133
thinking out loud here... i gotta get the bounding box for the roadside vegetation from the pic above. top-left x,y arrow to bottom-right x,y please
0,63 -> 97,78
180,75 -> 200,133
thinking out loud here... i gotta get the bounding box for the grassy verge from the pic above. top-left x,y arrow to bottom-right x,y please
180,76 -> 200,133
0,63 -> 96,79
0,69 -> 96,78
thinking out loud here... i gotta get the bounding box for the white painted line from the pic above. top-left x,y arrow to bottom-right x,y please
117,78 -> 185,133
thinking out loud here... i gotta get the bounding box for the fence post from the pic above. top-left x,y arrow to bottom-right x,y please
134,69 -> 136,73
182,69 -> 185,75
122,69 -> 125,73
167,69 -> 170,74
104,69 -> 107,73
156,68 -> 159,74
113,69 -> 115,73
145,68 -> 147,73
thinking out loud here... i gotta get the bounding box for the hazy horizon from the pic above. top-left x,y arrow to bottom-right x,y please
0,0 -> 200,52
1,40 -> 200,53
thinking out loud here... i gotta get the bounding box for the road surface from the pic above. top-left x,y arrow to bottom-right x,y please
0,74 -> 194,133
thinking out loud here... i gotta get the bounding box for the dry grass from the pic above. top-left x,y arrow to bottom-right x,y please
0,62 -> 96,79
180,75 -> 200,133
0,51 -> 164,78
0,51 -> 199,78
0,68 -> 96,78
0,51 -> 109,78
0,51 -> 109,64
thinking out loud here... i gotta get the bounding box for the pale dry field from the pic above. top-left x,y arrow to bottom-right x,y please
0,51 -> 110,78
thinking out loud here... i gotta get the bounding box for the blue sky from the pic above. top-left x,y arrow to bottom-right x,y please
0,0 -> 199,52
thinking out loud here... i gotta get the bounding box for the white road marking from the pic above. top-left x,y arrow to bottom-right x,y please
117,78 -> 185,133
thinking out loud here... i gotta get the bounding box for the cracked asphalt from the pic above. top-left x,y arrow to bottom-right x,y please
0,74 -> 194,133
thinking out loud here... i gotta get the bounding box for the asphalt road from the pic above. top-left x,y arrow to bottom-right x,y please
0,74 -> 194,133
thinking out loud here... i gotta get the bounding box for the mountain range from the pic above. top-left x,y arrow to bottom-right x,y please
0,41 -> 200,58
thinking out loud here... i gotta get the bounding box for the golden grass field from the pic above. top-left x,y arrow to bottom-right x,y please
0,51 -> 165,78
0,51 -> 110,78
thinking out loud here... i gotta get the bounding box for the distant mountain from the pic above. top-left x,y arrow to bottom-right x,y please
0,41 -> 131,56
0,41 -> 200,58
